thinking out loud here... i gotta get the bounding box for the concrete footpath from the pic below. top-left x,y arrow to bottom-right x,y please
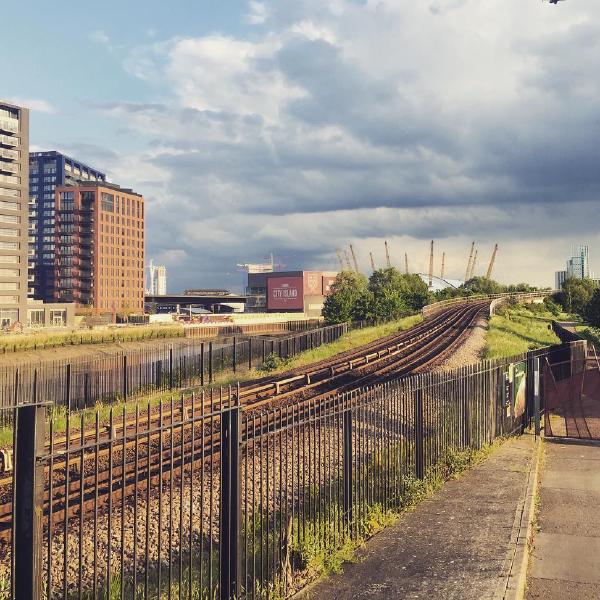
526,439 -> 600,599
299,435 -> 537,600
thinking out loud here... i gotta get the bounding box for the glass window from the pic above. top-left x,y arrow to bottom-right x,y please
0,187 -> 19,197
0,255 -> 18,263
101,192 -> 114,212
0,214 -> 19,224
0,282 -> 19,290
0,268 -> 19,277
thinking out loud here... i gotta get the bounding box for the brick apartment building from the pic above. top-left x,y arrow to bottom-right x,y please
54,182 -> 145,314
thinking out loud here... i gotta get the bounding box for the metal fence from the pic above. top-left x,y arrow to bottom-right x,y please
0,322 -> 352,416
0,342 -> 568,600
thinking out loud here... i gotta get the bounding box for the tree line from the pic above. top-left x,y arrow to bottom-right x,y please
552,278 -> 600,326
322,269 -> 545,325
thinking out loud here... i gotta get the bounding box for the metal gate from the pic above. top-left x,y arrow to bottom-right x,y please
543,341 -> 600,439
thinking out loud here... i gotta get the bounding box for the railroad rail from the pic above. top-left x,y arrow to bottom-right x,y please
0,301 -> 487,540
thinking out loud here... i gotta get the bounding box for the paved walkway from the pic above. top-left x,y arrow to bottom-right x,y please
299,435 -> 535,600
526,438 -> 600,599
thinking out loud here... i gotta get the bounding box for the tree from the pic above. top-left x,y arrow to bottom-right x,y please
352,268 -> 429,321
461,276 -> 505,295
556,278 -> 597,315
322,271 -> 368,324
584,288 -> 600,327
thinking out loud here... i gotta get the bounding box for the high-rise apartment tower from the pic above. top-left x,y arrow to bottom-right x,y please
0,101 -> 29,327
29,151 -> 105,301
54,182 -> 145,313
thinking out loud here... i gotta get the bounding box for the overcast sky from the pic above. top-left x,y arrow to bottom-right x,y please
5,0 -> 600,291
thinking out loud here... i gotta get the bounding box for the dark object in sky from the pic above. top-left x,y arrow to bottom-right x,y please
547,0 -> 565,4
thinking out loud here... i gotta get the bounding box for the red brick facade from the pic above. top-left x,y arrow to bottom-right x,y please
54,183 -> 145,313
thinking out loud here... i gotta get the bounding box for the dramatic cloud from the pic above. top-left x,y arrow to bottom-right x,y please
88,0 -> 600,290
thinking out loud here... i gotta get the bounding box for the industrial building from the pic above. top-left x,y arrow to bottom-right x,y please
54,182 -> 145,314
0,101 -> 29,327
246,270 -> 338,316
28,151 -> 105,301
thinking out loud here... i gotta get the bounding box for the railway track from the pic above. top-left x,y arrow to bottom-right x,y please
0,301 -> 487,540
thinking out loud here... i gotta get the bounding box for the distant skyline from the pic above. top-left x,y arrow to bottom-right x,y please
5,0 -> 600,292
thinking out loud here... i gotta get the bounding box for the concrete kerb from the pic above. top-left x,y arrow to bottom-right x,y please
495,433 -> 543,600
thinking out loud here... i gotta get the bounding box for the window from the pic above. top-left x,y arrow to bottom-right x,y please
0,255 -> 18,263
0,228 -> 19,237
27,309 -> 45,327
0,214 -> 19,224
0,308 -> 19,325
101,192 -> 114,212
0,200 -> 19,211
0,269 -> 19,277
0,241 -> 18,250
0,282 -> 19,290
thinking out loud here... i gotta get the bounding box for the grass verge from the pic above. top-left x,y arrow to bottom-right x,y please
0,325 -> 185,354
484,304 -> 564,359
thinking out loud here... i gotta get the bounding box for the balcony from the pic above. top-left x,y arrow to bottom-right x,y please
0,119 -> 18,134
0,148 -> 18,160
0,161 -> 18,175
0,135 -> 18,148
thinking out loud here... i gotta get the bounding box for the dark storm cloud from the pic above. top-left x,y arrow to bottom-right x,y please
83,1 -> 600,290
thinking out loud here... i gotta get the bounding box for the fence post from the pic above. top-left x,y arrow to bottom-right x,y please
534,357 -> 541,439
343,404 -> 353,534
123,355 -> 128,401
65,364 -> 71,410
233,337 -> 237,374
169,347 -> 174,390
262,339 -> 266,364
14,404 -> 45,600
414,387 -> 425,479
200,342 -> 205,387
209,341 -> 214,384
219,404 -> 241,600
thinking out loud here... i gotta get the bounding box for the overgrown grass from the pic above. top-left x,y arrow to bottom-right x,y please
484,305 -> 563,359
575,325 -> 600,349
0,325 -> 185,354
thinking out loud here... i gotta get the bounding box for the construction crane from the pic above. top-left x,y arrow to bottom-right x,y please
335,249 -> 345,271
405,253 -> 409,275
384,241 -> 391,268
343,249 -> 352,271
486,244 -> 499,279
469,249 -> 478,280
369,252 -> 376,272
465,242 -> 475,282
428,240 -> 434,288
349,244 -> 359,273
440,252 -> 445,280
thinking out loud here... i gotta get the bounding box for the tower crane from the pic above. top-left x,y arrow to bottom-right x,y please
428,240 -> 434,288
349,244 -> 360,273
465,242 -> 475,282
486,244 -> 499,279
440,252 -> 446,280
405,253 -> 409,275
469,249 -> 478,280
370,252 -> 376,273
384,241 -> 391,268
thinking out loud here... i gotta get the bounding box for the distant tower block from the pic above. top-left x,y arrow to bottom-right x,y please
155,265 -> 167,295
